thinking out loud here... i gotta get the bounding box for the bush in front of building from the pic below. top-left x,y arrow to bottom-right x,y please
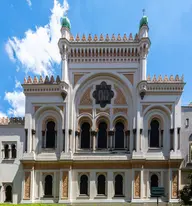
179,173 -> 192,205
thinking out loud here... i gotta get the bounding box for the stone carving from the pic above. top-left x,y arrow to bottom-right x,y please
80,87 -> 92,105
134,171 -> 140,198
93,82 -> 114,108
172,171 -> 178,199
0,117 -> 25,125
79,109 -> 92,115
113,108 -> 128,115
62,171 -> 68,199
74,74 -> 85,86
123,74 -> 134,85
114,85 -> 126,104
24,172 -> 31,200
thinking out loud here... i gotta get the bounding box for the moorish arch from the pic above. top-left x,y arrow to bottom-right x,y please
73,73 -> 133,131
143,106 -> 171,151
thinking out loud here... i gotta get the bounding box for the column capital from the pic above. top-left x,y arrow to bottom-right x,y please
91,131 -> 97,136
125,130 -> 130,136
108,130 -> 114,136
75,131 -> 80,137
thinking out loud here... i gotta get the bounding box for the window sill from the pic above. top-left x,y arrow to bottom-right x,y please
148,148 -> 162,152
77,195 -> 89,199
94,194 -> 107,199
113,195 -> 125,198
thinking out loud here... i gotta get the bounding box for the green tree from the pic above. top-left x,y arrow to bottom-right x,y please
179,173 -> 192,205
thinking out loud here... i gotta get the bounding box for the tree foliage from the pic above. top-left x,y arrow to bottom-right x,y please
179,173 -> 192,205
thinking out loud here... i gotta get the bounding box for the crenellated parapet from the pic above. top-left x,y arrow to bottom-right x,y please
22,75 -> 68,100
23,75 -> 61,84
69,33 -> 139,42
0,117 -> 25,125
138,74 -> 185,99
147,75 -> 184,83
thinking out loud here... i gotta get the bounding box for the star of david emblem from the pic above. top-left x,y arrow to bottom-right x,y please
92,81 -> 114,108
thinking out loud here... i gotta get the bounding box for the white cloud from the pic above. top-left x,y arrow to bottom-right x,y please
4,90 -> 25,117
15,78 -> 22,89
5,0 -> 69,76
26,0 -> 32,7
0,111 -> 6,117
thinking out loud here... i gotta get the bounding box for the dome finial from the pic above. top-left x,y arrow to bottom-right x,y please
61,16 -> 71,30
139,9 -> 148,29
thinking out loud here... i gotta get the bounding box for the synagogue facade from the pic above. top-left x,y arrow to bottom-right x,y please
0,15 -> 190,205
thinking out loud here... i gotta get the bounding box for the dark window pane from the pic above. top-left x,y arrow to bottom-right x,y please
5,185 -> 12,202
80,175 -> 88,195
11,144 -> 16,158
4,145 -> 9,159
150,120 -> 159,147
44,175 -> 53,196
115,174 -> 123,196
97,175 -> 106,195
150,174 -> 158,190
81,123 -> 90,149
46,121 -> 55,148
115,122 -> 124,149
98,122 -> 107,149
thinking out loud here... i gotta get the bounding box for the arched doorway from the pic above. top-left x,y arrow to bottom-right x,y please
5,185 -> 12,202
97,174 -> 106,195
150,174 -> 159,190
44,175 -> 53,197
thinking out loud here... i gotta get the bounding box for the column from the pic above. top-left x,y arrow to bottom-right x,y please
177,128 -> 180,150
170,129 -> 174,151
133,129 -> 137,151
108,131 -> 114,150
42,131 -> 45,148
53,172 -> 56,198
161,130 -> 164,148
140,169 -> 144,198
31,130 -> 36,152
59,170 -> 62,200
140,51 -> 147,81
61,46 -> 69,83
75,131 -> 80,151
168,169 -> 171,202
62,129 -> 65,152
91,131 -> 97,151
68,129 -> 72,152
25,129 -> 28,152
171,170 -> 178,199
107,171 -> 114,199
125,130 -> 130,151
90,171 -> 96,199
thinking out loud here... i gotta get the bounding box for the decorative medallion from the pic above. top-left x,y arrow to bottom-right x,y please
24,172 -> 31,200
92,81 -> 114,108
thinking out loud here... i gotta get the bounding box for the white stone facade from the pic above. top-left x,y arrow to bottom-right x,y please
0,18 -> 188,204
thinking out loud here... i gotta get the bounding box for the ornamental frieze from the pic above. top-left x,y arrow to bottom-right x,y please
24,172 -> 31,200
62,171 -> 68,199
134,171 -> 141,198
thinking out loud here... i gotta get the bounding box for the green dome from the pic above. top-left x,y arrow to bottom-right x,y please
61,16 -> 71,30
139,15 -> 148,29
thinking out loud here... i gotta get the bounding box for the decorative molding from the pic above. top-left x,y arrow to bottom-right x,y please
80,87 -> 92,105
113,108 -> 128,115
172,171 -> 178,199
123,74 -> 134,85
24,172 -> 31,200
142,105 -> 150,113
34,106 -> 41,112
79,108 -> 92,115
134,171 -> 140,198
62,171 -> 68,199
24,75 -> 61,85
114,85 -> 126,105
0,117 -> 25,125
96,108 -> 110,115
165,104 -> 172,112
74,74 -> 85,86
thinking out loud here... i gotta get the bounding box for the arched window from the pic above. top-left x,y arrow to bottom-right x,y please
4,144 -> 9,159
97,174 -> 106,195
115,174 -> 123,196
150,120 -> 160,148
46,121 -> 56,148
5,185 -> 12,202
80,175 -> 88,195
44,175 -> 53,197
115,122 -> 125,149
98,122 -> 107,149
150,174 -> 158,190
11,144 -> 16,158
81,122 -> 90,149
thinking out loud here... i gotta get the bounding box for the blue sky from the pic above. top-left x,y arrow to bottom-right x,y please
0,0 -> 192,117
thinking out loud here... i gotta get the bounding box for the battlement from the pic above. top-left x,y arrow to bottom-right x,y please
69,33 -> 139,43
147,75 -> 184,83
23,75 -> 61,85
0,117 -> 25,125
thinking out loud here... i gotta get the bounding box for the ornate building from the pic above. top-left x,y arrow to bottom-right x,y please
0,14 -> 188,205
